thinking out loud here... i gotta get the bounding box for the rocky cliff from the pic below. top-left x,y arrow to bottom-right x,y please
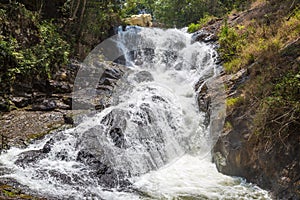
195,0 -> 300,199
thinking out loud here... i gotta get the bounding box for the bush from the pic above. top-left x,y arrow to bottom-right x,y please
218,23 -> 243,62
187,23 -> 201,33
187,15 -> 216,33
0,3 -> 70,92
226,96 -> 244,108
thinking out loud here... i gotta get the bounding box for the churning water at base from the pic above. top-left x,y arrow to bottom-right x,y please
0,27 -> 271,199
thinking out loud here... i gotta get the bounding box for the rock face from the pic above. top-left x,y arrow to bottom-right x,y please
189,2 -> 300,199
191,18 -> 223,44
211,42 -> 300,199
213,108 -> 300,199
0,64 -> 76,112
124,14 -> 153,27
72,62 -> 128,111
192,29 -> 218,43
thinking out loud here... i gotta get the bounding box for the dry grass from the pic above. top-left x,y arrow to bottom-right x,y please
219,0 -> 300,144
221,5 -> 300,73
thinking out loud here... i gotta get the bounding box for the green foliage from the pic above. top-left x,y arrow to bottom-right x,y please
153,0 -> 209,28
219,0 -> 252,12
187,23 -> 201,33
128,0 -> 252,28
121,0 -> 155,17
219,23 -> 240,60
198,14 -> 216,27
224,121 -> 233,131
218,21 -> 248,72
226,96 -> 244,108
223,4 -> 300,143
223,58 -> 242,73
60,0 -> 123,59
273,72 -> 300,102
0,3 -> 70,92
188,14 -> 216,33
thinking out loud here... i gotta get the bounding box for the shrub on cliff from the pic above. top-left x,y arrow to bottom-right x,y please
219,2 -> 300,138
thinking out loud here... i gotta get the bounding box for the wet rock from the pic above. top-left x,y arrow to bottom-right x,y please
31,99 -> 57,111
63,114 -> 74,125
197,82 -> 211,126
101,112 -> 128,147
42,138 -> 54,153
11,97 -> 30,108
95,167 -> 130,188
15,150 -> 46,167
114,55 -> 126,65
76,150 -> 104,169
49,80 -> 72,94
152,95 -> 167,103
73,62 -> 127,111
109,127 -> 125,148
197,83 -> 211,113
76,150 -> 130,188
48,170 -> 73,185
192,30 -> 218,43
98,66 -> 125,89
133,71 -> 154,83
101,67 -> 124,80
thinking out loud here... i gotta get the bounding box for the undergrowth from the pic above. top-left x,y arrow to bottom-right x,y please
187,14 -> 216,33
219,1 -> 300,144
219,6 -> 300,73
0,3 -> 70,93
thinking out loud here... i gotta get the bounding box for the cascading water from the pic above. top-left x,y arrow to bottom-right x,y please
0,27 -> 271,199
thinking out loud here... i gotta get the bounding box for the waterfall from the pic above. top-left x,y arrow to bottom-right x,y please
0,27 -> 271,199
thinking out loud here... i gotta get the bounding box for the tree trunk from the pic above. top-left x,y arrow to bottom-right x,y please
72,0 -> 81,19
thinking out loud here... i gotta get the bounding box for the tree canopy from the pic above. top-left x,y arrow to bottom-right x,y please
122,0 -> 252,27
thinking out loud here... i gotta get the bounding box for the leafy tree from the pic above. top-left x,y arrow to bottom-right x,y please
0,3 -> 70,93
144,0 -> 252,28
121,0 -> 155,17
153,0 -> 208,27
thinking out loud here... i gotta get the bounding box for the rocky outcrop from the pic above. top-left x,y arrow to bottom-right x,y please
191,17 -> 223,43
72,62 -> 128,111
0,60 -> 80,112
195,2 -> 300,198
192,29 -> 218,43
0,61 -> 128,154
211,40 -> 300,199
124,14 -> 153,27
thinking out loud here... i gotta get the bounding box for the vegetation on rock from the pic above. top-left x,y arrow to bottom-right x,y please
219,0 -> 300,146
214,0 -> 300,198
